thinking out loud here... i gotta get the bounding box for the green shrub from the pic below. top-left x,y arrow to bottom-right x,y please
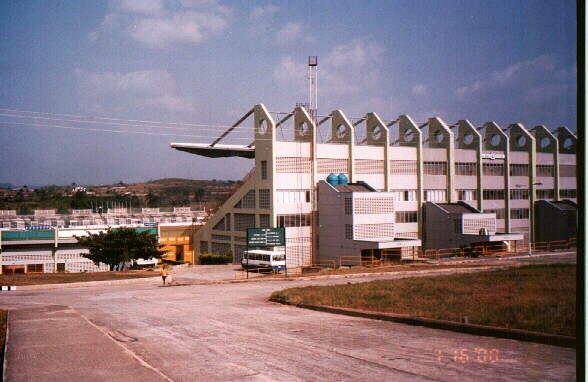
198,253 -> 233,265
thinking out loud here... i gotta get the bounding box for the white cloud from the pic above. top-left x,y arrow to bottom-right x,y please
91,0 -> 232,48
249,4 -> 279,19
276,22 -> 309,44
115,0 -> 164,14
272,39 -> 386,115
130,11 -> 229,47
456,54 -> 573,104
411,84 -> 428,96
75,69 -> 193,113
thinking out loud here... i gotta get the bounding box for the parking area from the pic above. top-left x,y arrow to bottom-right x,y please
1,253 -> 577,381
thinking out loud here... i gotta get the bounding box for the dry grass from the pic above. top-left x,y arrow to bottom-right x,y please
272,264 -> 576,336
304,262 -> 490,275
0,271 -> 156,286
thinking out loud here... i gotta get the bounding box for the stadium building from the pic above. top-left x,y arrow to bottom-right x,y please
172,104 -> 577,268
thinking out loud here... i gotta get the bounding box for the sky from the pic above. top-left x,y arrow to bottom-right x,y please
0,0 -> 577,187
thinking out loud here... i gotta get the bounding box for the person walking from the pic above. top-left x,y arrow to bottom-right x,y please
160,263 -> 169,286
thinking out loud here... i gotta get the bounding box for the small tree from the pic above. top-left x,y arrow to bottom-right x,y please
75,228 -> 166,271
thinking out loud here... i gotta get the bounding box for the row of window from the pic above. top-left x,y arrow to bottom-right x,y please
213,213 -> 270,232
277,214 -> 312,228
395,211 -> 418,223
424,189 -> 446,202
423,161 -> 447,175
482,208 -> 529,220
349,198 -> 395,214
268,159 -> 574,179
233,189 -> 271,209
276,189 -> 311,204
457,189 -> 477,201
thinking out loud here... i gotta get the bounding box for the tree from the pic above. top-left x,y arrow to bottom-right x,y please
75,228 -> 166,271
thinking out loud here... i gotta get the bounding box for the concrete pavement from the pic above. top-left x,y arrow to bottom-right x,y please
4,304 -> 169,382
0,252 -> 577,381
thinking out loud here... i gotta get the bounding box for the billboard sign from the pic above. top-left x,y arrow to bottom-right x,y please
247,227 -> 286,247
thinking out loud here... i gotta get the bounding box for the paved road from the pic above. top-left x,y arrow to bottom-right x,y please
1,253 -> 576,381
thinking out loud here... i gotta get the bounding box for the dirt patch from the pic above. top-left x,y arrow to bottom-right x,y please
0,271 -> 156,286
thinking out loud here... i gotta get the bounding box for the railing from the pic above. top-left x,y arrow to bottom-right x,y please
231,237 -> 576,279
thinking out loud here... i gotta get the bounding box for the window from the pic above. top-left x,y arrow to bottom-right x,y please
395,211 -> 418,223
483,163 -> 504,176
234,213 -> 255,232
560,189 -> 576,198
510,164 -> 529,176
390,190 -> 417,201
212,215 -> 231,231
261,161 -> 268,180
211,242 -> 231,255
211,234 -> 230,241
355,159 -> 385,174
425,189 -> 447,202
27,264 -> 43,273
390,160 -> 417,174
344,198 -> 352,215
559,165 -> 576,177
276,190 -> 311,204
259,214 -> 270,228
345,224 -> 353,239
354,223 -> 394,239
235,190 -> 256,209
317,158 -> 348,174
354,198 -> 394,214
455,162 -> 477,176
511,208 -> 530,220
536,189 -> 554,199
277,214 -> 311,227
200,241 -> 208,253
276,157 -> 311,173
483,189 -> 505,200
484,208 -> 505,219
510,189 -> 529,200
424,161 -> 447,175
457,190 -> 477,201
536,165 -> 555,177
259,189 -> 271,209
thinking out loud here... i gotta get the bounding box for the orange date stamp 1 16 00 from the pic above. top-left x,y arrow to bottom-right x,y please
436,348 -> 500,364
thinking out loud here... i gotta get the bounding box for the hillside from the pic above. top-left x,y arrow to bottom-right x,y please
0,178 -> 241,211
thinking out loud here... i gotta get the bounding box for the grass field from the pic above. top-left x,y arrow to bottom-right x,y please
0,271 -> 156,286
271,264 -> 576,336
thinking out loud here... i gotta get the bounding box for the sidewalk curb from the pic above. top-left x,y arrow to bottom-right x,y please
2,310 -> 8,382
11,277 -> 161,291
270,300 -> 576,349
5,266 -> 510,290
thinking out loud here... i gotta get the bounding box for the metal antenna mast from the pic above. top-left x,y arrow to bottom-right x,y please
308,56 -> 318,123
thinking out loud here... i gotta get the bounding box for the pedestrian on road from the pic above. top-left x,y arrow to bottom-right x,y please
160,263 -> 169,286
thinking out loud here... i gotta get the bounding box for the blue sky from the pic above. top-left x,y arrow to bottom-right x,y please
0,0 -> 577,187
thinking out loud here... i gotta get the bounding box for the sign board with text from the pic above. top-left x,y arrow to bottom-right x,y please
247,227 -> 286,247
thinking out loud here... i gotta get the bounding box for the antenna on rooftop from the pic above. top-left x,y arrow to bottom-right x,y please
308,56 -> 318,123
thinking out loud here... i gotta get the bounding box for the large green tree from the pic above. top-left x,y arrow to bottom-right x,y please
75,228 -> 165,271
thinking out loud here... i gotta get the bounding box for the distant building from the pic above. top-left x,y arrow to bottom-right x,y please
0,207 -> 208,273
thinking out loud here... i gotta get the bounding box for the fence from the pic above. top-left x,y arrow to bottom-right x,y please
233,237 -> 576,278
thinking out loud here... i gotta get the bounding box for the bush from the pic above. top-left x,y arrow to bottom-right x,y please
198,253 -> 233,265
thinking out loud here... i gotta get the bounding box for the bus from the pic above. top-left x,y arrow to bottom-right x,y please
241,249 -> 286,272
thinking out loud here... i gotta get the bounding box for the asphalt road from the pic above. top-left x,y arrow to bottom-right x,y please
1,253 -> 577,381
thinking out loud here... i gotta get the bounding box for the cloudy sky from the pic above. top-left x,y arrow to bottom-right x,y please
0,0 -> 577,187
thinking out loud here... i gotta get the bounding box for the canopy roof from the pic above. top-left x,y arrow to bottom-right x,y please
170,143 -> 255,158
